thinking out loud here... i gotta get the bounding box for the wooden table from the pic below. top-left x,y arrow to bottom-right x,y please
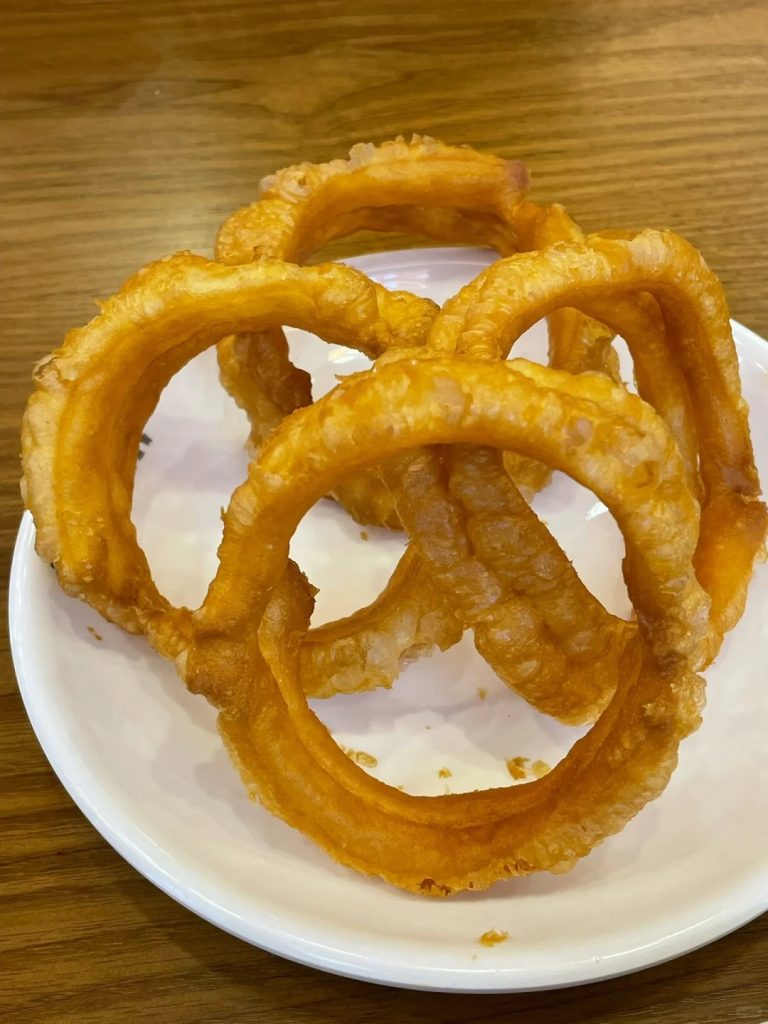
2,2 -> 767,1020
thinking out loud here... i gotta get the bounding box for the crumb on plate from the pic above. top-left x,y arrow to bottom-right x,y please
506,756 -> 529,780
340,745 -> 378,768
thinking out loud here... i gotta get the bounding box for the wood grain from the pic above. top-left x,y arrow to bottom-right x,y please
2,1 -> 766,1020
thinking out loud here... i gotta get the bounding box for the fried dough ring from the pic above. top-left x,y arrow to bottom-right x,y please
21,256 -> 457,679
430,229 -> 767,659
215,137 -> 633,513
216,137 -> 528,266
187,355 -> 710,895
215,136 -> 529,527
512,203 -> 699,494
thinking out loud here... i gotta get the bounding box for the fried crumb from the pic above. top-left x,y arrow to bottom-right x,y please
87,625 -> 103,642
477,687 -> 488,700
419,877 -> 452,896
479,929 -> 509,947
437,767 -> 452,779
532,759 -> 551,779
359,530 -> 369,541
506,756 -> 529,780
340,745 -> 378,768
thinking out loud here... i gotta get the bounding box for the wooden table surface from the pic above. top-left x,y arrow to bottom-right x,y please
2,1 -> 767,1020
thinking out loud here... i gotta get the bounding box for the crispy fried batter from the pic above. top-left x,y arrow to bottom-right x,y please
432,229 -> 767,661
211,356 -> 708,894
19,142 -> 766,895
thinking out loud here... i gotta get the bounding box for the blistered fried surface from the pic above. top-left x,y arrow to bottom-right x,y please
205,356 -> 708,894
301,548 -> 462,698
216,135 -> 529,266
448,446 -> 633,723
20,163 -> 765,896
210,139 -> 651,711
214,141 -> 623,513
21,255 -> 434,649
431,229 -> 767,659
215,136 -> 529,528
381,441 -> 630,724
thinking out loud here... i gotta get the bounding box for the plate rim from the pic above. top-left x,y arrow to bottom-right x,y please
9,246 -> 768,992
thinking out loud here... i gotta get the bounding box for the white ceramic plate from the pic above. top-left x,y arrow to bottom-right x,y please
9,248 -> 768,992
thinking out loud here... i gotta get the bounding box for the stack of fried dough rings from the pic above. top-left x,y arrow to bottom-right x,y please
21,137 -> 767,896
